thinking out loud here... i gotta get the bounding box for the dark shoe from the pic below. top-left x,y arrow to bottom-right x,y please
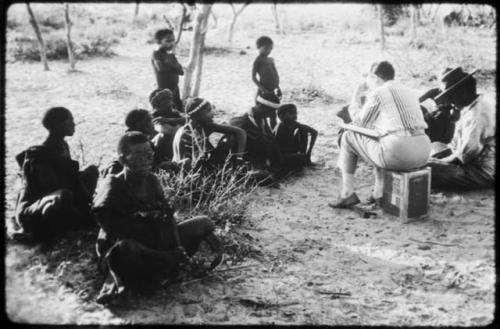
364,194 -> 383,206
328,193 -> 361,209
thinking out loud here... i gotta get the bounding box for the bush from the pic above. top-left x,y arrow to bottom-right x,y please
285,86 -> 335,105
7,30 -> 119,62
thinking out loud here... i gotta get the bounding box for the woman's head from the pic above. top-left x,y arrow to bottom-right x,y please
42,107 -> 75,136
185,97 -> 214,124
149,88 -> 175,111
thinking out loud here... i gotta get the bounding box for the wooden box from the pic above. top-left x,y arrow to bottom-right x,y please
380,167 -> 431,223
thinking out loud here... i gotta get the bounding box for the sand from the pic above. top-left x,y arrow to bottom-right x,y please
4,3 -> 495,325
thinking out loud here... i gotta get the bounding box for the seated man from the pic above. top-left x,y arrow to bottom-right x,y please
330,61 -> 431,208
149,88 -> 186,161
11,107 -> 98,242
101,108 -> 181,177
92,132 -> 223,304
274,103 -> 318,170
419,72 -> 462,159
229,103 -> 284,174
172,97 -> 247,170
427,67 -> 495,189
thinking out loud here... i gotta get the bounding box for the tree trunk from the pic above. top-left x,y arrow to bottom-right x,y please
409,5 -> 417,46
210,9 -> 218,28
378,4 -> 385,50
63,3 -> 76,70
175,3 -> 187,46
228,2 -> 250,45
133,2 -> 140,22
26,3 -> 49,71
182,4 -> 212,100
271,2 -> 282,34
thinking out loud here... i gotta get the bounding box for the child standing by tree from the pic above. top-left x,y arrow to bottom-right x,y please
252,36 -> 281,128
152,29 -> 184,112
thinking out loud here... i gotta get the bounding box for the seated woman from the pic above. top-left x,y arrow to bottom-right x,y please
149,88 -> 186,161
92,132 -> 223,304
330,61 -> 430,208
427,67 -> 495,190
172,97 -> 247,170
274,103 -> 318,171
11,107 -> 98,242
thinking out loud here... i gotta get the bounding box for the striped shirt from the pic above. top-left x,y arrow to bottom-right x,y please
351,81 -> 428,135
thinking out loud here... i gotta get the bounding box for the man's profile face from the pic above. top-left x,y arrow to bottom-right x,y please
123,142 -> 154,175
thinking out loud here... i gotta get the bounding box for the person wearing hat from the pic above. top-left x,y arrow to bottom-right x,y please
330,61 -> 431,209
149,88 -> 186,162
427,67 -> 495,189
172,97 -> 247,169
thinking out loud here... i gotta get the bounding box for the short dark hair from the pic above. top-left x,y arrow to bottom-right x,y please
277,103 -> 297,119
154,29 -> 174,44
256,36 -> 273,48
42,107 -> 72,131
117,131 -> 150,156
371,61 -> 395,81
125,109 -> 150,130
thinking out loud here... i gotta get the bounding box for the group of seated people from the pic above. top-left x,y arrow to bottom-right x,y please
7,59 -> 494,304
331,61 -> 495,208
8,87 -> 319,304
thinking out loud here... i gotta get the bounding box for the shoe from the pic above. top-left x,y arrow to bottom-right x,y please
328,193 -> 361,209
364,194 -> 383,206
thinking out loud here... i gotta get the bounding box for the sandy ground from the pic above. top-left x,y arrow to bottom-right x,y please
4,3 -> 496,325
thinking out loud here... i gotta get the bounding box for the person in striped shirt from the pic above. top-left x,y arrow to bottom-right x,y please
330,61 -> 431,208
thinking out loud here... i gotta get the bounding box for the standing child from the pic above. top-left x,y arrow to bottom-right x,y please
274,103 -> 318,170
151,29 -> 184,112
252,36 -> 281,128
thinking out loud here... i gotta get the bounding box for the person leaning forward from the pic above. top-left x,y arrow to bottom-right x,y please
427,67 -> 495,190
330,61 -> 431,208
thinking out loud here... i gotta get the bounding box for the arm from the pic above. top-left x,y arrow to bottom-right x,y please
152,52 -> 184,74
207,122 -> 247,155
352,92 -> 382,128
298,123 -> 318,157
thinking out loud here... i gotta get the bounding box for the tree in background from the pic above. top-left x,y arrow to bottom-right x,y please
133,1 -> 140,22
378,4 -> 385,50
26,3 -> 50,70
63,3 -> 76,70
228,1 -> 251,45
182,4 -> 213,100
175,3 -> 188,46
271,1 -> 283,34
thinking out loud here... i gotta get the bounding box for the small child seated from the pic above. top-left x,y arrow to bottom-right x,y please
274,103 -> 318,170
172,98 -> 246,170
149,88 -> 186,161
11,107 -> 98,243
101,108 -> 179,177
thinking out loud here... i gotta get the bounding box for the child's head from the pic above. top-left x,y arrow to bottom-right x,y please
149,88 -> 175,111
155,29 -> 175,50
256,36 -> 273,56
117,131 -> 154,175
125,109 -> 155,137
185,97 -> 214,124
277,103 -> 298,123
42,106 -> 75,136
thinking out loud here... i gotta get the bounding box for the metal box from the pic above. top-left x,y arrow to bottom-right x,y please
381,167 -> 431,223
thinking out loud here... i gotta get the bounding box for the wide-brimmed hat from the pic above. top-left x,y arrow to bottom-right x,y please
434,67 -> 479,102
